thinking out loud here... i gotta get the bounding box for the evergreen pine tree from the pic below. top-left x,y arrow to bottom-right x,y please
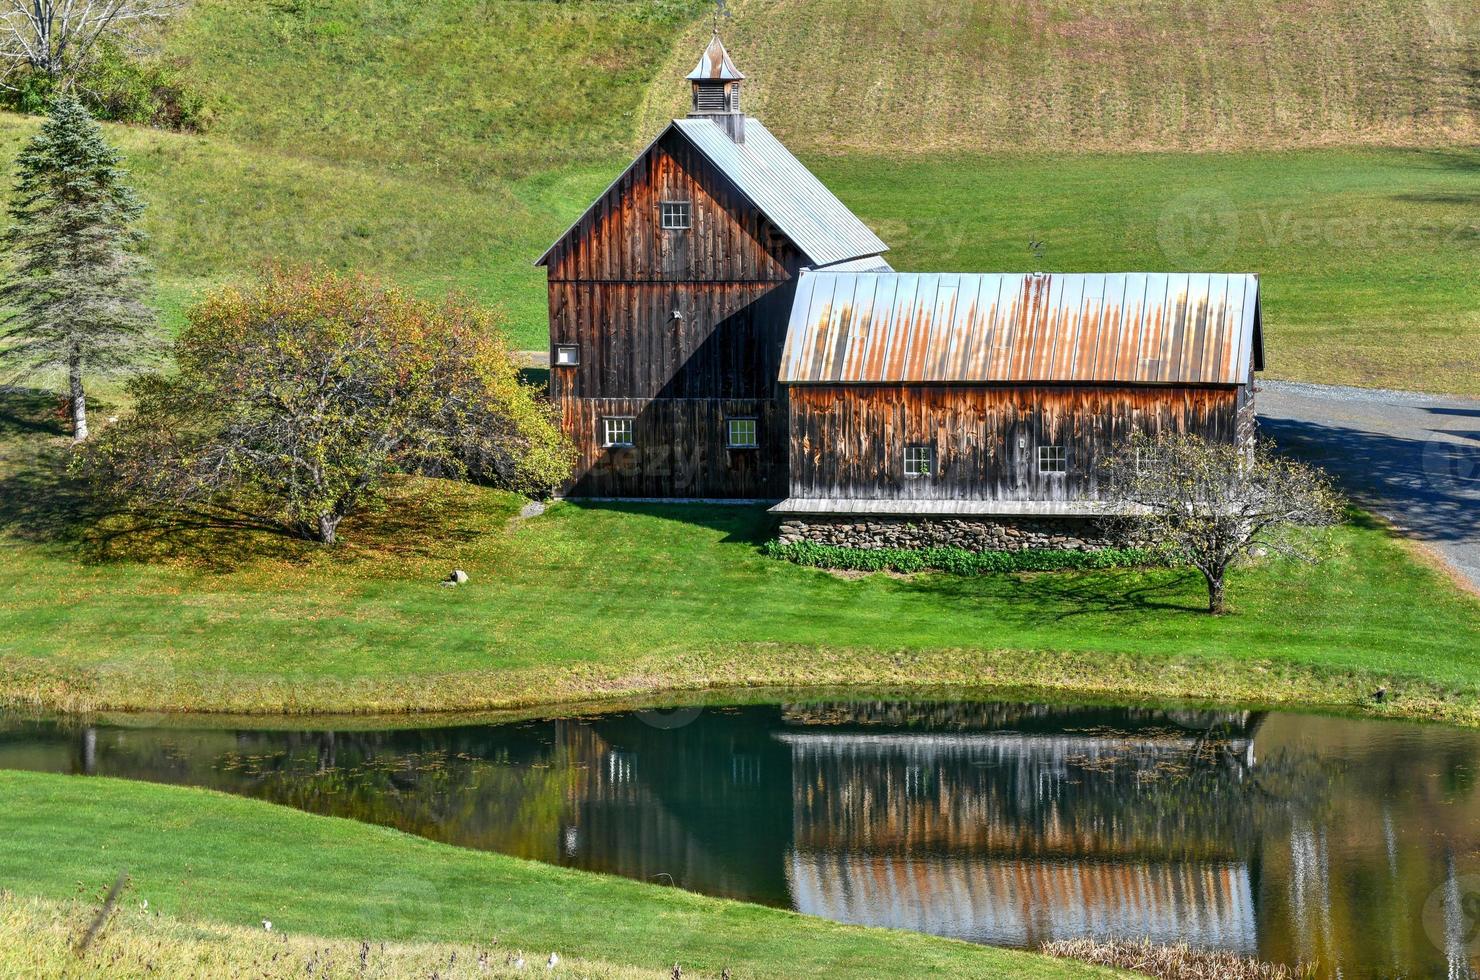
1,94 -> 154,442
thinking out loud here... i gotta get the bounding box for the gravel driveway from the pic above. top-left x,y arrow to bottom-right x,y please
1258,381 -> 1480,591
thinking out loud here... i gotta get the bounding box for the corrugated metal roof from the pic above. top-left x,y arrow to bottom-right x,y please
687,33 -> 744,80
674,119 -> 889,267
816,255 -> 895,273
534,119 -> 889,269
779,272 -> 1262,385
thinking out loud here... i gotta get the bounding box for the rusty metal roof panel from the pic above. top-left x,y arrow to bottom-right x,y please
780,271 -> 1262,385
675,118 -> 889,268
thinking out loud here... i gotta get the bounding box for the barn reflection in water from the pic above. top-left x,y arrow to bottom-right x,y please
3,700 -> 1477,979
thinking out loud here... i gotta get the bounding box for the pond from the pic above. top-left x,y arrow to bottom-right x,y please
2,699 -> 1478,978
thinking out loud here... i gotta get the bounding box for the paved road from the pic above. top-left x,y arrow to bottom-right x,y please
1258,381 -> 1480,591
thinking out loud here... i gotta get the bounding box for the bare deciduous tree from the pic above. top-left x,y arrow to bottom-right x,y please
1103,434 -> 1346,614
0,0 -> 180,89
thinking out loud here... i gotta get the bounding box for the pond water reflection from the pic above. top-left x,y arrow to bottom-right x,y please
2,700 -> 1477,978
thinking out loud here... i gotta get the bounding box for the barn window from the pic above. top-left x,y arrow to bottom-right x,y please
726,417 -> 758,449
554,344 -> 579,366
1038,445 -> 1067,474
904,444 -> 934,478
601,417 -> 634,448
660,201 -> 691,230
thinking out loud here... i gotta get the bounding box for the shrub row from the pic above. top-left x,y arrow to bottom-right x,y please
762,539 -> 1160,575
4,42 -> 211,132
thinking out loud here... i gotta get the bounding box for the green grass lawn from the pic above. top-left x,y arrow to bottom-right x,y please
0,771 -> 1113,978
1,398 -> 1476,720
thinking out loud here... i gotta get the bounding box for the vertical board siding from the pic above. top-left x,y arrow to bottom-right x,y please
548,281 -> 794,401
546,131 -> 801,499
544,132 -> 802,284
560,396 -> 786,499
787,385 -> 1241,502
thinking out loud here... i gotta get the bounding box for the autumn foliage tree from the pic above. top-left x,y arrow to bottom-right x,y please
1103,434 -> 1346,614
83,268 -> 573,545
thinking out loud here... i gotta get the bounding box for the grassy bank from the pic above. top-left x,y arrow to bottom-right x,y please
0,771 -> 1115,978
1,894 -> 646,979
1,421 -> 1476,719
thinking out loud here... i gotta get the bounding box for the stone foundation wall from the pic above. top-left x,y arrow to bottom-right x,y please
775,515 -> 1122,552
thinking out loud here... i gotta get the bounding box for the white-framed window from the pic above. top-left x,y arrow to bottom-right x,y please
601,417 -> 634,448
554,344 -> 579,367
904,444 -> 934,478
726,417 -> 758,449
1038,445 -> 1067,474
660,201 -> 691,230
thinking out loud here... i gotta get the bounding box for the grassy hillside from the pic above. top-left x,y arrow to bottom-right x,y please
639,0 -> 1479,155
3,112 -> 1468,390
164,0 -> 707,179
814,149 -> 1480,392
0,772 -> 1111,978
0,0 -> 1475,390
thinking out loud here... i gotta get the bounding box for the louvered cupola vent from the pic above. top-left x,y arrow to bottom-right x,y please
694,85 -> 732,113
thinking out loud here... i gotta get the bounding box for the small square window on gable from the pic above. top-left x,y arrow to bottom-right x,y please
660,201 -> 691,230
726,417 -> 758,449
554,344 -> 579,367
1038,445 -> 1067,474
904,444 -> 934,478
601,417 -> 634,448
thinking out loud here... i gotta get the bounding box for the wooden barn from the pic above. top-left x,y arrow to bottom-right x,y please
536,32 -> 889,500
537,35 -> 1264,548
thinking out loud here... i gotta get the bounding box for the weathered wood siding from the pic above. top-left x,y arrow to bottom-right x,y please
543,131 -> 802,284
787,385 -> 1243,502
560,397 -> 786,499
548,282 -> 793,400
546,130 -> 801,498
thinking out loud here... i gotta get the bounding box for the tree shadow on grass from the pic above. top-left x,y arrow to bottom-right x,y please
1,423 -> 493,575
0,386 -> 69,438
894,564 -> 1210,622
62,481 -> 495,572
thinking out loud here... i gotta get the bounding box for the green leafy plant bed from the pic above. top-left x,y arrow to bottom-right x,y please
763,540 -> 1160,575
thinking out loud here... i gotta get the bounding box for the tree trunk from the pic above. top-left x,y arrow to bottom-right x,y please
68,348 -> 88,442
316,513 -> 340,546
1204,568 -> 1228,615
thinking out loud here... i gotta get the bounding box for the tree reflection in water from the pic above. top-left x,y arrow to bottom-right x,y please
0,700 -> 1476,979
